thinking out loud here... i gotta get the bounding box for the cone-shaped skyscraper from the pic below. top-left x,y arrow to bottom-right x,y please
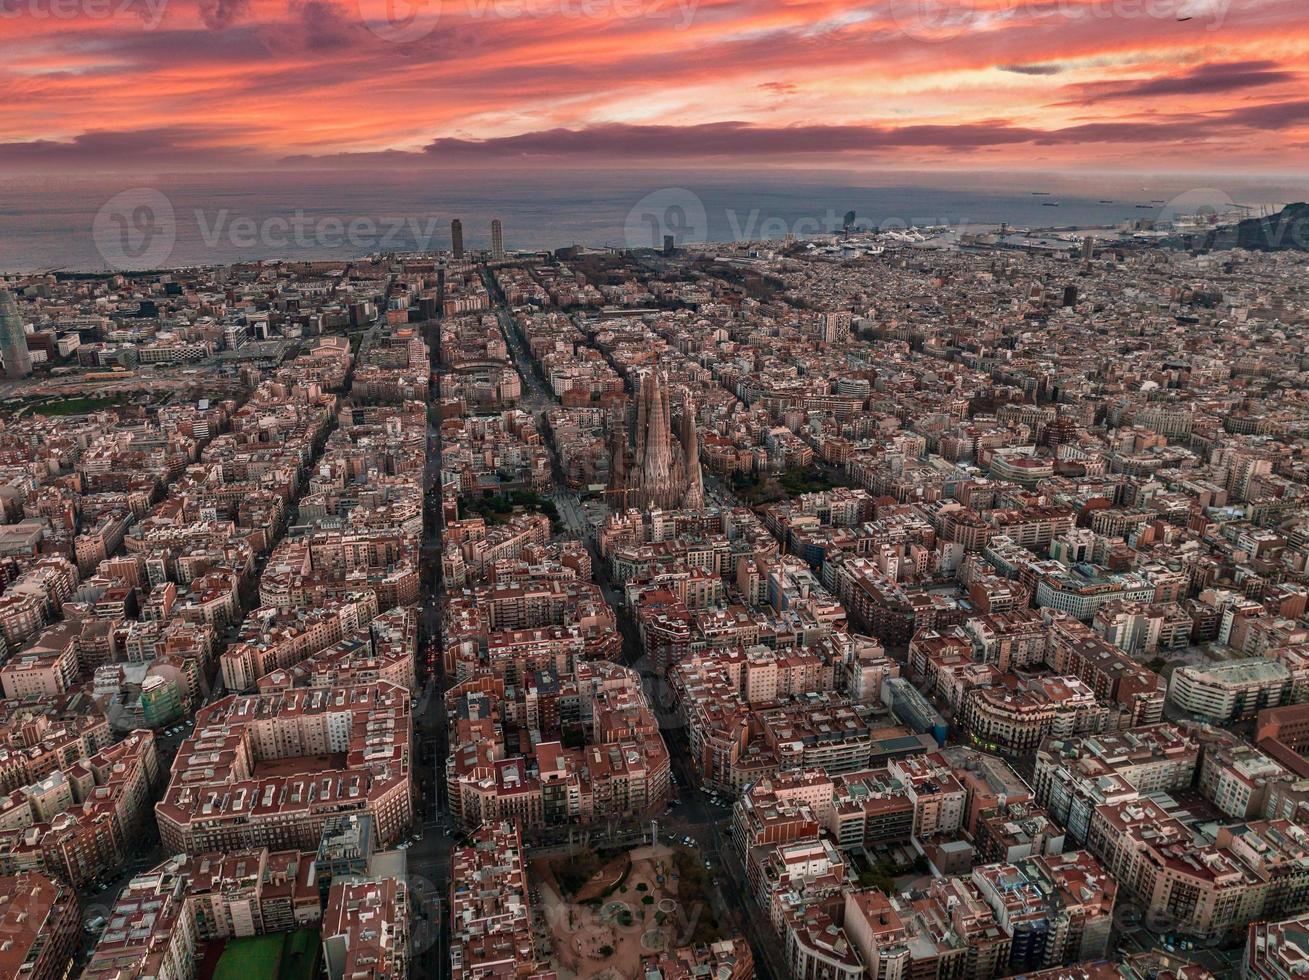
0,291 -> 31,380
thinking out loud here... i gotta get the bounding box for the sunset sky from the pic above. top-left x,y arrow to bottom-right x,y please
1,0 -> 1307,172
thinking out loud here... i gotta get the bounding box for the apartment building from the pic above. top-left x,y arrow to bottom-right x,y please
0,871 -> 80,980
156,682 -> 412,853
322,877 -> 410,980
449,821 -> 542,979
1169,658 -> 1303,723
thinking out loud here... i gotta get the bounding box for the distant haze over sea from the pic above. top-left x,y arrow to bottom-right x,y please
2,169 -> 1305,273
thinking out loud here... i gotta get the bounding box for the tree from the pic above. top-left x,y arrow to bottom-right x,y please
554,847 -> 602,897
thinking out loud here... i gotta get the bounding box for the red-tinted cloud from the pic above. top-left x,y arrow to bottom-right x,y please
1056,60 -> 1298,105
0,0 -> 1306,171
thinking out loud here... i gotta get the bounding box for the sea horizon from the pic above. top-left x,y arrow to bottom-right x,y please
3,168 -> 1306,274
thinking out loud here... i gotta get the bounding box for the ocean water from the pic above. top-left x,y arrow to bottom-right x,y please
1,169 -> 1304,273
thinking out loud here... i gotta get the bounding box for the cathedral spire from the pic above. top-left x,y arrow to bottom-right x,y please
627,367 -> 700,511
681,396 -> 705,512
634,370 -> 650,473
608,412 -> 627,490
641,369 -> 674,494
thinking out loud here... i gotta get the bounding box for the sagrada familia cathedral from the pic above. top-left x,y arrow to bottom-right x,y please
608,368 -> 705,512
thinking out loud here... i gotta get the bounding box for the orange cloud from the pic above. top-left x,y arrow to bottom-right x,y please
0,0 -> 1305,170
